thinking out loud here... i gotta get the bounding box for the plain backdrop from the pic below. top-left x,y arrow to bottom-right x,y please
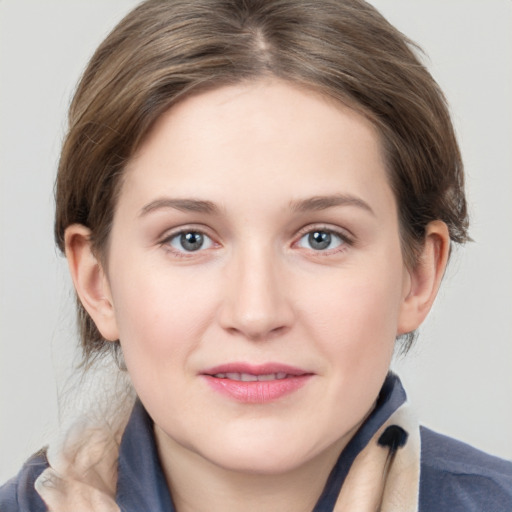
1,0 -> 511,483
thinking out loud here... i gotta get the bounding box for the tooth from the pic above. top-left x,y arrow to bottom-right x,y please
214,372 -> 291,381
240,373 -> 258,382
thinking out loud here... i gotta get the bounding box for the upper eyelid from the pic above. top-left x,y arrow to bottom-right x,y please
158,228 -> 215,255
159,228 -> 218,257
159,224 -> 216,242
294,224 -> 354,242
156,223 -> 354,246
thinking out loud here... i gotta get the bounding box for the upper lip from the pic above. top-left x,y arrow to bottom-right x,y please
201,362 -> 311,376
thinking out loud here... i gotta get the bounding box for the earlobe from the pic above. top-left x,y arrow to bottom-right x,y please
64,224 -> 119,341
397,221 -> 450,335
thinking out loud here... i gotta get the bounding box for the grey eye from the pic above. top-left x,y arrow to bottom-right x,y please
170,231 -> 213,252
298,230 -> 343,251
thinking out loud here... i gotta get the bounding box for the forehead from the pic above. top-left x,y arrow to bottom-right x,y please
121,79 -> 396,219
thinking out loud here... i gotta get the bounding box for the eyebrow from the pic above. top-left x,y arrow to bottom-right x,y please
289,194 -> 375,216
139,193 -> 374,217
139,198 -> 219,216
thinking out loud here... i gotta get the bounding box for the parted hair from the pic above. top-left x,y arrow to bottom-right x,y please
54,0 -> 469,367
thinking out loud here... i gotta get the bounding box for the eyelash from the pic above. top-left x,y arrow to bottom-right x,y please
294,225 -> 354,254
159,227 -> 217,258
159,224 -> 354,258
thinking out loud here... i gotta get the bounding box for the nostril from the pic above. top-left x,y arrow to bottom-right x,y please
223,323 -> 289,341
269,325 -> 289,337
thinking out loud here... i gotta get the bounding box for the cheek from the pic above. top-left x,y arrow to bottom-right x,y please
109,263 -> 218,370
297,261 -> 404,385
305,269 -> 403,342
110,270 -> 220,421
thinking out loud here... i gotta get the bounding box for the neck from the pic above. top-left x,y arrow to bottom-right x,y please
155,426 -> 347,512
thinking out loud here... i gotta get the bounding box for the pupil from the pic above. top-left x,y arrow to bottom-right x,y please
309,231 -> 331,250
181,232 -> 203,251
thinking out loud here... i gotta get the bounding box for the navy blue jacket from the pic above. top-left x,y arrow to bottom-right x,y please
2,375 -> 512,511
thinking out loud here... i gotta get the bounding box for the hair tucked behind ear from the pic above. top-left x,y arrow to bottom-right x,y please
55,0 -> 469,367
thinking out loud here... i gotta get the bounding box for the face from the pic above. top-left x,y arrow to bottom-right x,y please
102,79 -> 412,474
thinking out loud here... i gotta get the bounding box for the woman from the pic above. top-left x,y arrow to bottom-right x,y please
1,0 -> 511,510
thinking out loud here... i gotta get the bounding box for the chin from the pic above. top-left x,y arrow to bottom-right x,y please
196,434 -> 327,476
213,453 -> 309,476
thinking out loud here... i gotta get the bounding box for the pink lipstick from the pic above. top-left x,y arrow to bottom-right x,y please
201,363 -> 313,403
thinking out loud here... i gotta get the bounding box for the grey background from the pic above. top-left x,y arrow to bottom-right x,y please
1,0 -> 511,482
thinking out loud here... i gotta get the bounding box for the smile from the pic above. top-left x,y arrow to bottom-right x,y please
201,363 -> 313,403
212,372 -> 290,381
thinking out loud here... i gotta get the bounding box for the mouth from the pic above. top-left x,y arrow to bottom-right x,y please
210,372 -> 291,381
201,363 -> 313,403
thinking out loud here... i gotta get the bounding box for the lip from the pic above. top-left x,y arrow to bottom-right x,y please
200,362 -> 313,403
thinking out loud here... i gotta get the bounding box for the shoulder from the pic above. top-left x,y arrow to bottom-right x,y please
0,450 -> 49,512
419,426 -> 512,512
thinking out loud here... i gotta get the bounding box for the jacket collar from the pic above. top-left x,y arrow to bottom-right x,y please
115,373 -> 406,512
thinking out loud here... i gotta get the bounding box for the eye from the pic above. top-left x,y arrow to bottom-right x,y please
297,229 -> 345,251
168,231 -> 214,253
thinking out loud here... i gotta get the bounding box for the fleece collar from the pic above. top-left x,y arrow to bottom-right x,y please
35,374 -> 420,511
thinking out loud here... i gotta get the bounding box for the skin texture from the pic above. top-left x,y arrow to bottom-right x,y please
65,79 -> 449,512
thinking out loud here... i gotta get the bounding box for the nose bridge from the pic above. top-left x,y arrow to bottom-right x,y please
220,238 -> 293,339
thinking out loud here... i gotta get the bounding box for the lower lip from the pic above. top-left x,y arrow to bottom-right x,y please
202,375 -> 312,403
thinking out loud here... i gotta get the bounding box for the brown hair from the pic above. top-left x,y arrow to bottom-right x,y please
54,0 -> 469,366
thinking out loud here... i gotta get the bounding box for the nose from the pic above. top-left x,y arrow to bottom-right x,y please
218,244 -> 295,341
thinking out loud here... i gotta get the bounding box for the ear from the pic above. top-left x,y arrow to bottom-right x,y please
64,224 -> 119,341
397,221 -> 451,335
